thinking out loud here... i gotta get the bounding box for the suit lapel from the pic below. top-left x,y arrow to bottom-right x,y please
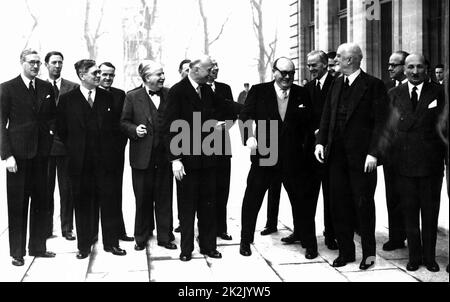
15,76 -> 37,111
345,73 -> 368,123
330,76 -> 343,124
136,88 -> 153,125
415,82 -> 433,114
73,89 -> 87,128
282,87 -> 298,128
266,82 -> 282,122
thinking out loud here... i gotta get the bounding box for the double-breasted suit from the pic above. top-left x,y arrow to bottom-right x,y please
239,81 -> 315,247
57,87 -> 122,253
47,78 -> 78,237
388,82 -> 446,265
120,87 -> 174,245
0,75 -> 56,257
317,70 -> 389,261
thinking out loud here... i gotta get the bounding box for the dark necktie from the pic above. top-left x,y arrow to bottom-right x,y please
53,80 -> 60,100
316,80 -> 321,91
87,90 -> 94,108
344,77 -> 350,88
411,86 -> 418,111
29,80 -> 36,98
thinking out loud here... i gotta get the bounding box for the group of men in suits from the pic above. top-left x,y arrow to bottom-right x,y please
1,46 -> 447,271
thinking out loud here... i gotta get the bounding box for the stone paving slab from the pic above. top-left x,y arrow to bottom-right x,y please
343,268 -> 419,282
149,258 -> 213,282
86,271 -> 149,282
387,257 -> 449,282
273,262 -> 348,282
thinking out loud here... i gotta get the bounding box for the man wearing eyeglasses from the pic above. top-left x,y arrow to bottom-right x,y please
381,51 -> 409,253
98,62 -> 134,243
0,49 -> 57,266
238,57 -> 315,259
57,59 -> 127,259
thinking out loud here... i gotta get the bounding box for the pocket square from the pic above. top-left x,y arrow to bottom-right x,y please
107,108 -> 111,112
428,100 -> 437,109
45,94 -> 51,99
298,104 -> 306,108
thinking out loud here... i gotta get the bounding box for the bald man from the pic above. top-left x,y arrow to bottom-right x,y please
238,57 -> 315,259
163,55 -> 236,261
387,54 -> 445,272
120,61 -> 176,251
315,43 -> 389,270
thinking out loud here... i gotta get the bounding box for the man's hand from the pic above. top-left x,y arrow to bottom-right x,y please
246,137 -> 257,151
314,144 -> 325,164
136,124 -> 147,138
364,155 -> 377,173
6,156 -> 17,173
172,159 -> 186,181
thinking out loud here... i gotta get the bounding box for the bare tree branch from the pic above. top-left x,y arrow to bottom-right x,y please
209,14 -> 230,46
198,0 -> 209,54
24,0 -> 39,49
94,0 -> 106,39
84,0 -> 93,58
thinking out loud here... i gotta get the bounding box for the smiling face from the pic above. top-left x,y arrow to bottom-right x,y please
145,68 -> 165,91
81,65 -> 101,90
99,65 -> 116,89
273,58 -> 295,90
22,53 -> 41,80
191,56 -> 214,84
388,53 -> 405,81
307,53 -> 327,81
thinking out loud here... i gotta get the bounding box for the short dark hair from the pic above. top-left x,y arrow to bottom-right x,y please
307,50 -> 329,65
327,51 -> 337,59
99,62 -> 116,70
435,63 -> 444,69
45,51 -> 64,63
392,50 -> 409,64
74,59 -> 96,80
179,59 -> 191,72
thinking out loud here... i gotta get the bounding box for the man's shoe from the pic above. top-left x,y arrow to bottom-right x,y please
325,237 -> 338,250
382,241 -> 405,251
406,261 -> 421,271
359,257 -> 375,270
425,261 -> 440,272
239,242 -> 252,256
281,233 -> 300,244
158,241 -> 177,250
76,251 -> 90,259
174,226 -> 181,233
260,227 -> 277,236
12,257 -> 24,266
104,246 -> 127,256
218,233 -> 232,240
63,232 -> 76,241
200,249 -> 222,258
29,251 -> 56,258
120,235 -> 135,242
332,256 -> 355,267
180,253 -> 192,261
305,248 -> 318,260
169,233 -> 175,242
134,243 -> 146,251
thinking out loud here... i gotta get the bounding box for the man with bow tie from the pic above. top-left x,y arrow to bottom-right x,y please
315,43 -> 389,270
387,53 -> 445,273
120,60 -> 176,252
0,49 -> 57,266
57,59 -> 126,259
44,51 -> 79,242
238,57 -> 315,259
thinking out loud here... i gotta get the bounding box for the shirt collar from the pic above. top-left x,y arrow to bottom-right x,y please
344,69 -> 361,86
187,74 -> 200,91
317,72 -> 329,87
407,81 -> 424,98
79,85 -> 96,101
49,77 -> 62,88
21,73 -> 35,88
273,82 -> 290,98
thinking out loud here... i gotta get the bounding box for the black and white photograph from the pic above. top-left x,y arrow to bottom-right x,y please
0,0 -> 448,288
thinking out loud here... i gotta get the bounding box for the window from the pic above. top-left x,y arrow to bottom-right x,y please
338,0 -> 347,44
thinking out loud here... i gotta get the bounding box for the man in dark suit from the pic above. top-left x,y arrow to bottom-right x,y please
237,83 -> 249,105
238,57 -> 316,259
315,43 -> 389,270
0,49 -> 56,266
207,59 -> 240,241
120,60 -> 176,251
381,50 -> 409,252
164,55 -> 235,261
44,51 -> 78,241
299,50 -> 338,250
387,54 -> 446,272
435,64 -> 445,85
98,62 -> 134,243
57,59 -> 126,259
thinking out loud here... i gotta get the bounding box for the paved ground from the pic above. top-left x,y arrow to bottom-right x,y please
0,126 -> 448,283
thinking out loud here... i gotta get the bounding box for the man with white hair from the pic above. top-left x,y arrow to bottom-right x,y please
163,55 -> 236,261
315,43 -> 389,270
120,60 -> 176,251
